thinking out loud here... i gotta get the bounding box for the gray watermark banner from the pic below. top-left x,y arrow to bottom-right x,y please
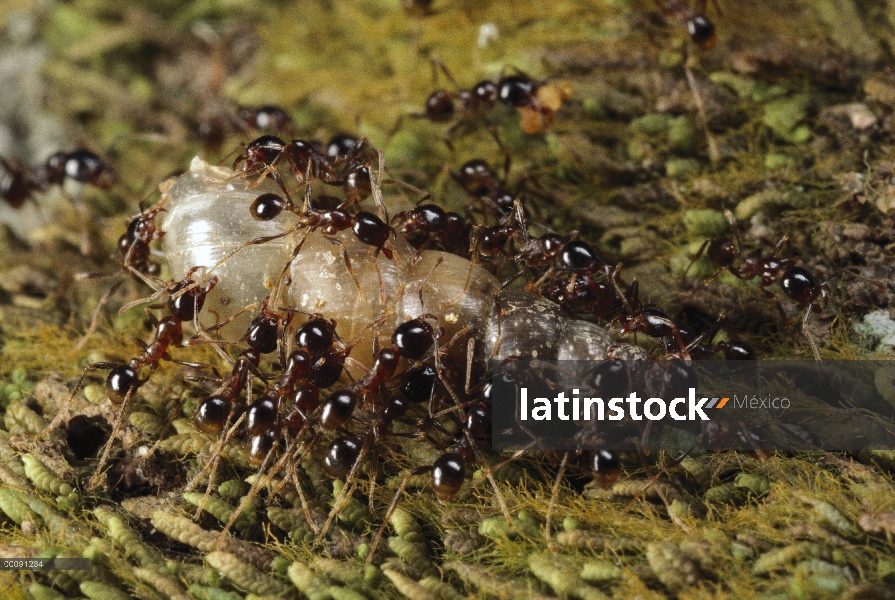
490,360 -> 895,452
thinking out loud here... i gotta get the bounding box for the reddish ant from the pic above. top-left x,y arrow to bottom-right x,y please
47,271 -> 217,490
233,135 -> 376,207
197,104 -> 295,149
391,203 -> 472,256
683,212 -> 828,359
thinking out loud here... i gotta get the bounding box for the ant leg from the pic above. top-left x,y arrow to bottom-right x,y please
324,235 -> 364,297
683,60 -> 719,164
544,451 -> 570,550
366,464 -> 432,564
802,304 -> 821,362
315,441 -> 371,543
681,239 -> 711,283
184,412 -> 245,493
88,385 -> 141,491
75,280 -> 124,351
768,289 -> 801,351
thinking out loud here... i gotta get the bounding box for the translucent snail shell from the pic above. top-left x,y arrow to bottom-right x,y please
159,157 -> 647,376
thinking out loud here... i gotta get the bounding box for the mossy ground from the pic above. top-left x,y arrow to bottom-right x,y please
1,0 -> 895,598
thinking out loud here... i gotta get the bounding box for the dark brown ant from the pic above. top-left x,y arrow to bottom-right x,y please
451,158 -> 518,218
49,271 -> 217,489
198,105 -> 295,149
193,347 -> 263,434
391,203 -> 471,255
233,135 -> 376,207
1,150 -> 115,252
402,0 -> 435,18
669,316 -> 757,361
656,0 -> 718,50
236,105 -> 295,134
684,215 -> 828,359
116,204 -> 167,279
613,308 -> 693,361
39,149 -> 116,189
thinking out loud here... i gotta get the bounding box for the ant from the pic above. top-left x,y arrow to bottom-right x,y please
1,149 -> 115,253
656,0 -> 718,50
669,314 -> 757,361
48,271 -> 217,490
233,135 -> 376,207
197,104 -> 295,149
683,212 -> 828,359
392,203 -> 471,256
452,158 -> 517,218
116,203 -> 168,281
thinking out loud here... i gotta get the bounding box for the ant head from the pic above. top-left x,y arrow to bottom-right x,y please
707,238 -> 739,267
156,316 -> 184,346
716,340 -> 757,361
472,80 -> 498,105
456,159 -> 494,192
235,135 -> 286,170
246,105 -> 293,132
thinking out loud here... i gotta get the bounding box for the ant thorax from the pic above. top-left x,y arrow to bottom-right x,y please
160,157 -> 646,379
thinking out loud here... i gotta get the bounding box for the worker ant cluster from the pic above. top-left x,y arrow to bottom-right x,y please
33,3 -> 842,567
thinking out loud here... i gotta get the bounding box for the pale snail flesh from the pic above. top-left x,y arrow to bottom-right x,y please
159,157 -> 647,380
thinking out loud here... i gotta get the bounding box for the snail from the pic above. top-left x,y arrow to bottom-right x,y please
159,157 -> 647,384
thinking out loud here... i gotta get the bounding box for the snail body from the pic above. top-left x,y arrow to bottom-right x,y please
160,158 -> 645,377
